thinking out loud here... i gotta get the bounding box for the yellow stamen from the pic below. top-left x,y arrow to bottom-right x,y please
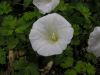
51,32 -> 58,42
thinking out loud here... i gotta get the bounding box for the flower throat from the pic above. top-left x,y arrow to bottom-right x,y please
51,32 -> 58,42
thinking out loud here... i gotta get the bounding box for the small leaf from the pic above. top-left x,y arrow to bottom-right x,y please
64,69 -> 77,75
0,2 -> 12,15
60,57 -> 74,68
14,57 -> 27,70
64,46 -> 73,56
7,37 -> 19,49
86,63 -> 96,75
74,61 -> 86,73
72,24 -> 81,36
11,70 -> 25,75
0,37 -> 5,45
0,28 -> 13,36
15,19 -> 30,33
73,3 -> 91,19
24,63 -> 40,75
85,52 -> 96,64
2,15 -> 17,29
54,54 -> 65,65
0,48 -> 6,64
24,0 -> 32,8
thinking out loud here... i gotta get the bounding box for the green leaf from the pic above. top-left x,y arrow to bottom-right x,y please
0,37 -> 5,46
54,54 -> 65,65
11,70 -> 25,75
72,24 -> 81,36
0,2 -> 12,15
0,48 -> 6,64
21,11 -> 41,22
14,58 -> 27,70
60,57 -> 74,68
24,0 -> 32,8
24,64 -> 40,75
15,19 -> 30,33
7,37 -> 19,49
86,63 -> 96,75
55,0 -> 67,11
73,3 -> 91,19
64,46 -> 73,56
0,15 -> 17,36
85,52 -> 96,64
64,69 -> 77,75
2,15 -> 17,29
0,28 -> 13,36
74,61 -> 86,73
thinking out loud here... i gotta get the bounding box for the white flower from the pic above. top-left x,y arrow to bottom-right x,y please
29,13 -> 74,56
33,0 -> 60,14
88,27 -> 100,57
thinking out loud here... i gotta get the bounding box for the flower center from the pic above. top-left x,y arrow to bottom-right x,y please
51,32 -> 58,42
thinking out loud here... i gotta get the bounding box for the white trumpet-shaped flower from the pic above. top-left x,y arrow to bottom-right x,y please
29,13 -> 74,56
88,27 -> 100,57
33,0 -> 60,14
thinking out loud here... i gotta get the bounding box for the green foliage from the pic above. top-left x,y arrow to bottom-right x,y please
7,37 -> 19,49
0,37 -> 5,46
0,0 -> 98,75
86,63 -> 96,75
73,3 -> 91,19
0,48 -> 6,64
0,1 -> 12,15
15,20 -> 30,34
24,0 -> 32,8
2,15 -> 17,29
55,0 -> 68,11
54,54 -> 64,65
15,11 -> 40,34
24,64 -> 40,75
55,46 -> 74,69
13,57 -> 39,75
12,70 -> 25,75
14,58 -> 27,70
60,57 -> 74,68
64,69 -> 77,75
74,61 -> 86,73
74,61 -> 96,74
85,52 -> 97,64
0,15 -> 17,36
21,11 -> 36,21
72,24 -> 81,36
65,46 -> 73,56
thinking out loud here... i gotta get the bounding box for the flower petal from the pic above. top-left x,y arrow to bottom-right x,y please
37,43 -> 63,56
88,27 -> 100,57
33,0 -> 60,14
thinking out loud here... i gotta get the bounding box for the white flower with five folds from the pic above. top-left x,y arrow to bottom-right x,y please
29,13 -> 74,56
33,0 -> 60,14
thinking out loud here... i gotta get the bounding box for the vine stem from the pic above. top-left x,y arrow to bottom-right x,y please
40,60 -> 54,75
4,50 -> 15,75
